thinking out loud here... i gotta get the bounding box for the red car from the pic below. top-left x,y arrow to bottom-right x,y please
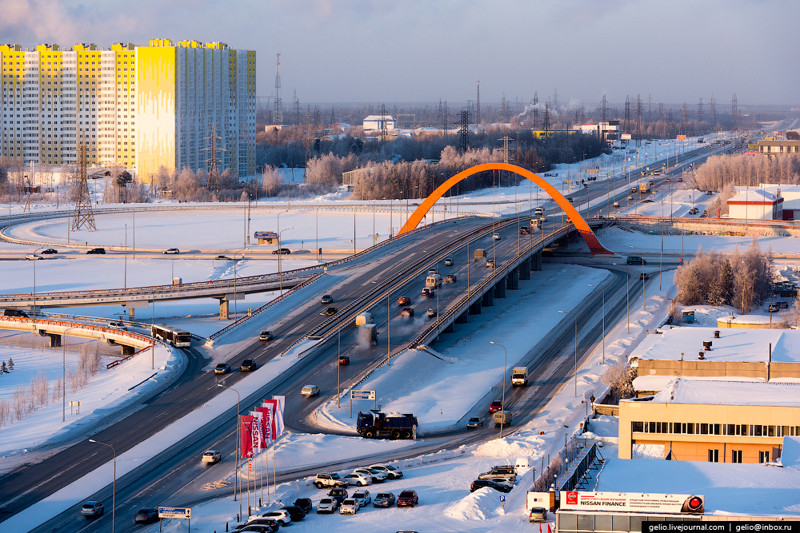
338,355 -> 350,366
489,400 -> 503,413
397,490 -> 418,508
397,296 -> 411,306
401,307 -> 415,317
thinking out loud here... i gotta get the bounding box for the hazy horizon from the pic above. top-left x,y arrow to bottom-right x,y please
1,0 -> 798,108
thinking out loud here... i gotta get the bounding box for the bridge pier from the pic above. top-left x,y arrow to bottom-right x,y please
218,298 -> 229,320
121,345 -> 135,356
469,300 -> 482,315
456,310 -> 469,323
507,268 -> 519,290
532,251 -> 543,271
444,322 -> 455,333
482,290 -> 494,307
519,257 -> 531,280
46,333 -> 62,348
494,277 -> 506,298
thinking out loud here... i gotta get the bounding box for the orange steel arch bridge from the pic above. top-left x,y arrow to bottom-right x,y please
398,163 -> 613,255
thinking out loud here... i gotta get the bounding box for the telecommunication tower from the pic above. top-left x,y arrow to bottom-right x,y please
459,110 -> 469,153
274,53 -> 283,125
71,143 -> 96,231
731,94 -> 739,131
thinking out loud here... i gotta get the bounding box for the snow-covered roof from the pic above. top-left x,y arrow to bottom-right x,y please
631,374 -> 764,392
728,188 -> 779,204
630,327 -> 800,363
652,379 -> 800,406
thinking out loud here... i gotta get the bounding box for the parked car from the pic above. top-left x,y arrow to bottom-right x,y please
426,308 -> 437,318
397,490 -> 419,507
214,362 -> 231,375
445,274 -> 457,283
354,467 -> 387,483
280,505 -> 306,521
373,492 -> 396,508
315,472 -> 347,489
293,497 -> 313,515
343,472 -> 372,486
489,400 -> 503,413
338,355 -> 350,366
478,465 -> 518,482
529,507 -> 548,523
301,384 -> 320,397
327,487 -> 349,503
240,359 -> 257,372
259,330 -> 274,341
134,508 -> 159,524
340,498 -> 360,515
421,287 -> 434,298
485,259 -> 495,268
397,296 -> 411,306
40,248 -> 58,254
86,247 -> 106,254
352,489 -> 372,507
444,257 -> 454,266
272,248 -> 291,255
202,449 -> 221,464
317,498 -> 339,514
320,294 -> 333,304
324,306 -> 337,316
260,510 -> 291,526
369,464 -> 404,479
80,501 -> 104,517
163,248 -> 180,254
467,417 -> 484,429
401,307 -> 415,317
470,478 -> 513,493
236,519 -> 279,532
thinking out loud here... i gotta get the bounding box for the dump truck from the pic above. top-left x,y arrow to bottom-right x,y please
511,367 -> 528,386
357,410 -> 418,439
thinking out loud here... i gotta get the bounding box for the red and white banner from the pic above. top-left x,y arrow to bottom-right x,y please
272,395 -> 285,436
249,411 -> 265,451
240,415 -> 255,458
255,404 -> 274,443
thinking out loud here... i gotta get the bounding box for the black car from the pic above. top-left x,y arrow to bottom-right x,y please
280,505 -> 306,521
40,248 -> 58,254
328,487 -> 348,503
272,248 -> 291,255
133,508 -> 159,524
470,478 -> 513,493
293,497 -> 312,515
234,519 -> 279,533
240,359 -> 257,372
324,306 -> 337,316
86,247 -> 106,254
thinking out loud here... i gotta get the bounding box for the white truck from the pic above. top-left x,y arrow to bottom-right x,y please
426,273 -> 442,288
355,312 -> 373,327
511,367 -> 528,386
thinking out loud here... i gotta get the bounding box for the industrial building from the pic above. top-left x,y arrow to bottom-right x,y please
0,40 -> 256,182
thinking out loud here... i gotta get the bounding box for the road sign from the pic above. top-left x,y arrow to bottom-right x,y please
500,495 -> 506,502
158,507 -> 191,519
351,389 -> 376,401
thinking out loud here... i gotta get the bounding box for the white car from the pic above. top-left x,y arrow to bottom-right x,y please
354,467 -> 388,483
301,384 -> 320,397
352,489 -> 372,507
25,254 -> 43,260
80,501 -> 104,517
261,509 -> 291,525
340,498 -> 360,515
342,472 -> 372,486
201,450 -> 221,464
317,497 -> 338,514
369,464 -> 404,479
492,233 -> 501,240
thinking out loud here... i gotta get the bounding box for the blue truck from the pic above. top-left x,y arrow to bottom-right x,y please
357,410 -> 418,439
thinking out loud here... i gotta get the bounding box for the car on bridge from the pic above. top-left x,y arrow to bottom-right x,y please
401,307 -> 415,318
444,257 -> 454,266
86,247 -> 105,254
426,308 -> 437,318
259,330 -> 274,341
216,254 -> 231,260
338,355 -> 350,366
202,450 -> 221,464
640,272 -> 649,280
626,256 -> 646,265
421,287 -> 434,298
492,233 -> 501,240
80,501 -> 104,518
272,248 -> 291,255
214,362 -> 231,375
445,274 -> 457,283
40,248 -> 58,254
321,294 -> 333,304
108,321 -> 127,330
485,259 -> 495,268
240,359 -> 257,372
397,296 -> 411,306
324,306 -> 337,316
163,248 -> 180,254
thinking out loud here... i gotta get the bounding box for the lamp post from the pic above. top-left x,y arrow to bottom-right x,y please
217,382 -> 241,513
88,439 -> 116,533
278,227 -> 293,296
489,341 -> 507,438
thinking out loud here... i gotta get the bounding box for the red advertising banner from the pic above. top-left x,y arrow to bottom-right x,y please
240,415 -> 254,458
262,400 -> 279,440
255,405 -> 273,444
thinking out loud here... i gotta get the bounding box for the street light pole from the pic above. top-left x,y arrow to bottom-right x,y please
217,383 -> 242,512
88,439 -> 116,533
489,341 -> 507,438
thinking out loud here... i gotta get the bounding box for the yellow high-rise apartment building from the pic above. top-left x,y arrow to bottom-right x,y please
0,40 -> 256,181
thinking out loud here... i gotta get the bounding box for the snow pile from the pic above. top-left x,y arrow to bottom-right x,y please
444,487 -> 499,521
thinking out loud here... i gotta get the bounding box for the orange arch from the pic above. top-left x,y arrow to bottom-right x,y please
398,162 -> 612,255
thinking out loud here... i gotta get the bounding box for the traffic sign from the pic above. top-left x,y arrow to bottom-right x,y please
351,389 -> 376,401
158,507 -> 191,519
500,495 -> 506,502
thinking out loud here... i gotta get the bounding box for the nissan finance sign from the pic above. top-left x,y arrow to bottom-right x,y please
560,491 -> 704,514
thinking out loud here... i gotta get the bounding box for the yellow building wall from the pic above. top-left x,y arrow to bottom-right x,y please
115,49 -> 136,168
136,46 -> 176,182
619,400 -> 800,462
1,47 -> 26,158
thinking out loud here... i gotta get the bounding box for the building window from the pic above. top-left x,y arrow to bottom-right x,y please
731,450 -> 743,463
759,451 -> 770,463
708,449 -> 719,462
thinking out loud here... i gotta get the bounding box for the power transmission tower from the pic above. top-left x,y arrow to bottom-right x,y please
697,98 -> 704,123
294,89 -> 300,125
731,94 -> 739,131
443,101 -> 449,135
624,95 -> 631,134
498,135 -> 515,164
71,143 -> 96,231
601,94 -> 608,123
500,95 -> 507,124
636,94 -> 643,141
476,81 -> 481,127
203,126 -> 225,193
380,103 -> 388,143
710,95 -> 717,131
532,91 -> 539,130
273,53 -> 283,125
459,110 -> 469,153
543,102 -> 551,134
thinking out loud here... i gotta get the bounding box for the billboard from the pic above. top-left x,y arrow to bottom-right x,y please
560,491 -> 704,514
621,133 -> 632,140
676,135 -> 687,140
158,506 -> 191,519
254,231 -> 278,240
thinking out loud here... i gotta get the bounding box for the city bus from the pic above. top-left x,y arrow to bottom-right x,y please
151,324 -> 191,347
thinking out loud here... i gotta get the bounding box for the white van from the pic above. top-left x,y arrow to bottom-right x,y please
425,274 -> 442,288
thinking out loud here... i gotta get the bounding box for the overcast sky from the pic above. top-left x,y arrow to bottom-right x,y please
2,0 -> 797,108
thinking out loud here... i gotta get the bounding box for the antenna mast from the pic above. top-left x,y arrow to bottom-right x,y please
274,53 -> 283,125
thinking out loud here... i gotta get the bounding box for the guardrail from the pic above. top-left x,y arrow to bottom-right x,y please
107,345 -> 155,370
